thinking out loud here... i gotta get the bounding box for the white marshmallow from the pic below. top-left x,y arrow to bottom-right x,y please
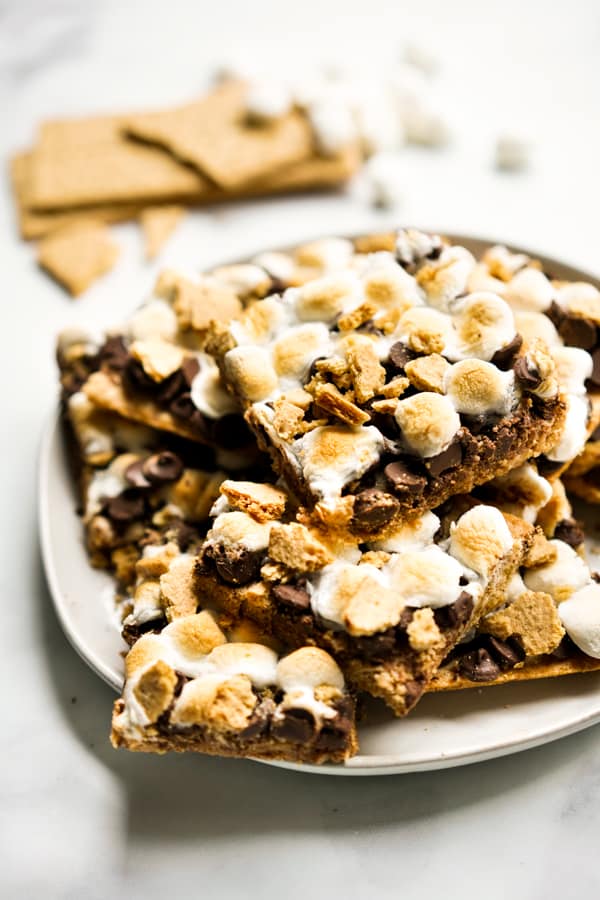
552,346 -> 593,395
514,311 -> 561,348
307,100 -> 357,156
449,506 -> 514,578
495,133 -> 533,172
523,539 -> 591,601
390,545 -> 464,608
449,292 -> 517,361
546,394 -> 590,462
245,79 -> 293,121
208,511 -> 272,552
395,392 -> 460,458
369,511 -> 441,553
558,584 -> 600,659
294,425 -> 385,503
190,353 -> 239,419
445,359 -> 518,417
127,298 -> 179,342
503,268 -> 555,313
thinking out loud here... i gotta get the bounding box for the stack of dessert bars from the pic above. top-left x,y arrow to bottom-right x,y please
57,228 -> 600,765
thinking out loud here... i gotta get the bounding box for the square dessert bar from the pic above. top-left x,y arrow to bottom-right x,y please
209,229 -> 566,540
194,480 -> 534,716
56,263 -> 282,454
111,611 -> 358,764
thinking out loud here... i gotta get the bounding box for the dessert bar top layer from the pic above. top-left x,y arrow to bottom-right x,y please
208,229 -> 580,536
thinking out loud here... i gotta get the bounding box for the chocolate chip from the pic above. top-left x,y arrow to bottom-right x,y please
124,357 -> 157,393
315,715 -> 353,751
388,341 -> 415,371
384,460 -> 426,496
425,439 -> 463,477
558,315 -> 597,351
272,708 -> 316,743
513,356 -> 542,390
403,679 -> 424,711
142,451 -> 183,485
99,336 -> 129,371
167,519 -> 200,551
124,460 -> 152,489
156,370 -> 187,406
490,333 -> 523,370
398,607 -> 415,630
458,648 -> 501,682
105,490 -> 145,523
548,634 -> 579,660
272,583 -> 311,610
208,543 -> 263,586
435,591 -> 474,629
356,629 -> 397,660
169,392 -> 196,421
240,698 -> 276,739
589,348 -> 600,389
486,635 -> 525,671
352,488 -> 400,530
554,518 -> 585,549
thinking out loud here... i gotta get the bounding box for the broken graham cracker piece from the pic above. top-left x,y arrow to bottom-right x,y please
268,522 -> 334,571
155,271 -> 243,333
140,205 -> 186,259
220,480 -> 288,523
111,616 -> 358,764
124,80 -> 315,191
312,382 -> 370,426
404,354 -> 450,393
481,590 -> 565,656
38,221 -> 119,295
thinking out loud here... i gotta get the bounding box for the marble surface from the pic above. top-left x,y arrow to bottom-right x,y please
2,0 -> 600,896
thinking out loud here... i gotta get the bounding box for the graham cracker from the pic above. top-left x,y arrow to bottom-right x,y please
27,115 -> 212,210
124,80 -> 315,191
38,222 -> 119,296
428,653 -> 600,692
140,205 -> 186,259
11,153 -> 143,239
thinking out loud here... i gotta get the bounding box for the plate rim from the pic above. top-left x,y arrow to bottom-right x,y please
38,230 -> 600,775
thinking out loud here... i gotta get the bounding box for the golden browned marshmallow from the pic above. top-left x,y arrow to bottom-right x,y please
125,633 -> 167,679
268,522 -> 334,571
272,323 -> 331,380
482,245 -> 530,282
210,263 -> 272,299
503,267 -> 555,313
276,647 -> 345,691
481,590 -> 565,656
395,392 -> 460,457
416,245 -> 475,310
444,359 -> 517,416
514,311 -> 561,348
170,674 -> 256,730
209,510 -> 273,551
295,273 -> 357,322
522,340 -> 559,399
135,542 -> 180,579
452,293 -> 516,360
133,659 -> 178,723
449,506 -> 513,577
219,480 -> 288,522
224,345 -> 279,401
294,237 -> 354,271
129,339 -> 184,382
555,282 -> 600,323
397,307 -> 453,354
166,611 -> 227,658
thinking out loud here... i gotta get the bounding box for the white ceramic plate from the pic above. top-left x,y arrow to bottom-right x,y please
39,235 -> 600,775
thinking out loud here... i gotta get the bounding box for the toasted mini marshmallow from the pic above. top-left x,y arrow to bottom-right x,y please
488,463 -> 553,524
272,323 -> 332,383
294,237 -> 355,272
445,359 -> 518,416
503,268 -> 555,313
57,325 -> 102,356
396,306 -> 454,354
361,252 -> 423,311
230,295 -> 291,345
190,353 -> 238,419
466,263 -> 506,295
294,424 -> 385,503
552,346 -> 593,395
295,272 -> 359,322
85,454 -> 137,518
415,245 -> 475,311
395,228 -> 443,269
555,282 -> 600,321
369,510 -> 441,553
514,311 -> 561,348
208,642 -> 279,688
211,263 -> 272,298
395,392 -> 460,458
170,673 -> 256,729
245,78 -> 293,122
545,395 -> 590,462
126,298 -> 179,342
208,510 -> 273,551
125,633 -> 168,679
164,611 -> 227,662
251,251 -> 295,284
223,346 -> 279,401
276,647 -> 345,691
449,506 -> 513,577
390,545 -> 464,608
482,245 -> 530,282
558,583 -> 600,658
129,339 -> 184,382
449,293 -> 517,361
523,539 -> 591,602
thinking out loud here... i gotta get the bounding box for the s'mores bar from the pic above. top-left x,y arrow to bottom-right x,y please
208,230 -> 566,540
111,611 -> 358,763
194,480 -> 533,715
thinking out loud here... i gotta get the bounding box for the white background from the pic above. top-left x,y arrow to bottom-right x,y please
1,0 -> 600,896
